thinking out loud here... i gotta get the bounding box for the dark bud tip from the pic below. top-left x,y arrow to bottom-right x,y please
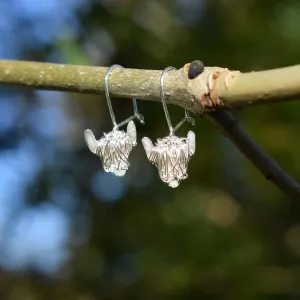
188,60 -> 205,79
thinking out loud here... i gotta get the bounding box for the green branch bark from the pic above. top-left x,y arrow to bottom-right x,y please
217,64 -> 300,108
0,60 -> 300,114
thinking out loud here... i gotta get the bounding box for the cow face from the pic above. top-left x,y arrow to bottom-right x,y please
142,131 -> 195,188
84,121 -> 137,176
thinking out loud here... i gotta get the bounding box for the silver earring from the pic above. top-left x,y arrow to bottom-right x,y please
142,66 -> 196,188
84,64 -> 145,176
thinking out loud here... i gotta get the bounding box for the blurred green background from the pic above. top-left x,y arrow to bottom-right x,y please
0,0 -> 300,299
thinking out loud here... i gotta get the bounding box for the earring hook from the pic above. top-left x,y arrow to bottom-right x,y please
104,64 -> 145,130
160,66 -> 195,135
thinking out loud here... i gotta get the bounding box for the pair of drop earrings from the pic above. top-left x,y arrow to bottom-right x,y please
84,65 -> 196,188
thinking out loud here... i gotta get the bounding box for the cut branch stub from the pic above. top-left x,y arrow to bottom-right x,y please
182,63 -> 240,113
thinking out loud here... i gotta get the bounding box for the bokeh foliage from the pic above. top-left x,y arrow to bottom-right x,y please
0,0 -> 300,299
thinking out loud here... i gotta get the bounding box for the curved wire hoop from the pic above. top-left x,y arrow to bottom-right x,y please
160,66 -> 195,135
105,64 -> 145,130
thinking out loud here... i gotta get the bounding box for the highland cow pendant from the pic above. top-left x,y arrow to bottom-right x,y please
142,131 -> 195,188
84,121 -> 137,176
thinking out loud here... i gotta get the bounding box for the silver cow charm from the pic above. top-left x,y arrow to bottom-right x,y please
142,131 -> 196,188
84,121 -> 137,176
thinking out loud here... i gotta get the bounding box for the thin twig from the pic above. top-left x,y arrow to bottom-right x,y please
209,110 -> 300,200
187,60 -> 300,200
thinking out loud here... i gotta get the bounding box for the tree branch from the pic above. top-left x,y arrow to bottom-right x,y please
0,60 -> 300,113
217,64 -> 300,108
0,59 -> 300,199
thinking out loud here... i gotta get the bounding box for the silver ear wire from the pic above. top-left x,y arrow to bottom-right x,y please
84,64 -> 144,176
160,66 -> 195,135
105,64 -> 145,129
142,66 -> 196,188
